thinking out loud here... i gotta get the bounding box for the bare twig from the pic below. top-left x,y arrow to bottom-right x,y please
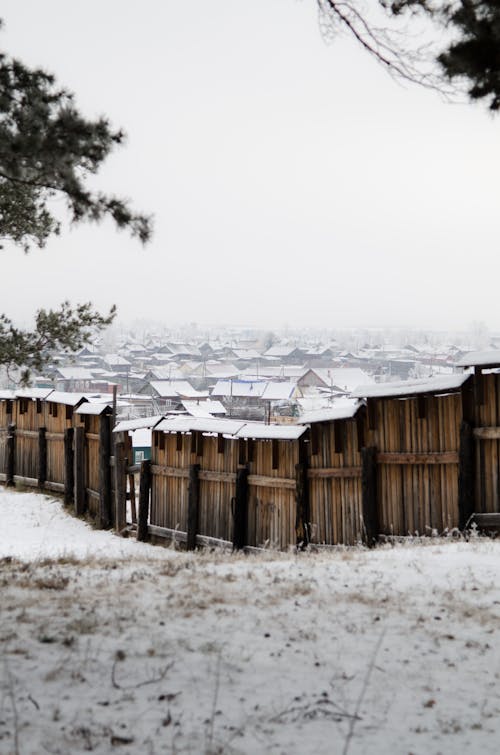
206,651 -> 222,754
342,627 -> 387,755
111,659 -> 174,690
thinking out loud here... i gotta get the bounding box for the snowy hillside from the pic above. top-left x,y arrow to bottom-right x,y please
1,488 -> 500,754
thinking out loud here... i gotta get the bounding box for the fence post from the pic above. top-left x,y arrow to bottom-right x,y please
64,427 -> 74,505
458,420 -> 475,530
361,446 -> 378,546
233,465 -> 249,550
6,423 -> 15,487
98,414 -> 112,529
137,459 -> 151,542
295,461 -> 310,548
74,425 -> 86,516
114,437 -> 127,533
187,463 -> 200,550
38,427 -> 47,489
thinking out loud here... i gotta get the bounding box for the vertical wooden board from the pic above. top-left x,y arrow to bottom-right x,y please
496,376 -> 500,512
488,376 -> 498,513
402,401 -> 412,533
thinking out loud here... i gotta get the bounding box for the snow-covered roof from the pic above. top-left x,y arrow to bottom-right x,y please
351,374 -> 470,399
0,390 -> 15,400
211,380 -> 267,398
309,368 -> 375,391
181,400 -> 227,418
104,354 -> 132,367
113,415 -> 164,433
260,382 -> 297,400
232,349 -> 262,360
455,350 -> 500,368
299,399 -> 363,424
155,416 -> 306,440
54,367 -> 94,380
75,402 -> 112,416
149,380 -> 209,399
15,388 -> 54,400
263,346 -> 302,357
44,391 -> 89,407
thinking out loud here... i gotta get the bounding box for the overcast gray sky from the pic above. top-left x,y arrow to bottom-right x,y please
2,1 -> 499,333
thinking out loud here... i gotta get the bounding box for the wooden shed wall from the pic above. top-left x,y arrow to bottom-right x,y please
0,401 -> 13,475
14,400 -> 42,480
308,419 -> 363,545
366,393 -> 462,535
472,373 -> 500,514
197,435 -> 237,542
84,414 -> 102,518
45,402 -> 74,487
151,432 -> 189,532
247,438 -> 298,550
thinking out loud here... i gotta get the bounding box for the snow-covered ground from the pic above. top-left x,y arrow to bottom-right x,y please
1,488 -> 500,754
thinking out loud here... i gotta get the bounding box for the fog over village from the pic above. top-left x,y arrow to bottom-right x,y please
3,2 -> 500,755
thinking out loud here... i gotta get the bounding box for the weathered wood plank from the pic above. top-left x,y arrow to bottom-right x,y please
151,464 -> 189,479
377,452 -> 459,465
38,427 -> 47,489
308,466 -> 362,479
187,463 -> 200,550
233,465 -> 249,550
473,426 -> 500,440
459,421 -> 475,529
198,470 -> 236,484
6,423 -> 15,487
74,426 -> 86,515
247,474 -> 296,490
137,460 -> 151,542
98,414 -> 112,529
361,447 -> 378,546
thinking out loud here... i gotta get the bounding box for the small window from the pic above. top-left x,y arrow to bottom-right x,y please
135,450 -> 145,463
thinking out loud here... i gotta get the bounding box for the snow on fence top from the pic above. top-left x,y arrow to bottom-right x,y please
298,398 -> 364,424
351,373 -> 470,400
455,350 -> 500,368
113,415 -> 164,433
155,415 -> 306,441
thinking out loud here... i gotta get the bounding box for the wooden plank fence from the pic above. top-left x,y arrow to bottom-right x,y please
2,370 -> 500,550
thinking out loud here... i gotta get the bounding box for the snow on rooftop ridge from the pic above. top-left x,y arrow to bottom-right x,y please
351,373 -> 470,399
75,403 -> 112,416
15,388 -> 54,400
